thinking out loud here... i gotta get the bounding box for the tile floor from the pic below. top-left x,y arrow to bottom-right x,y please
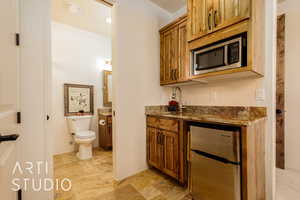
276,168 -> 300,200
54,149 -> 190,200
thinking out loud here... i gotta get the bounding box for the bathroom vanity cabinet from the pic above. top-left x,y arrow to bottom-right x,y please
99,113 -> 112,150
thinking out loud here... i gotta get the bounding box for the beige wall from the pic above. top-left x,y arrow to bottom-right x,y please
179,79 -> 263,106
52,0 -> 111,36
278,1 -> 300,172
112,0 -> 171,181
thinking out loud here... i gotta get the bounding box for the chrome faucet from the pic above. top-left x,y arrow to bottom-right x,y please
172,87 -> 185,113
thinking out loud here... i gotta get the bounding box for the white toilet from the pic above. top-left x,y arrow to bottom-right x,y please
67,115 -> 96,160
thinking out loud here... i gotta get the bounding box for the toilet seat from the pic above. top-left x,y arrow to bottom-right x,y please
75,131 -> 95,139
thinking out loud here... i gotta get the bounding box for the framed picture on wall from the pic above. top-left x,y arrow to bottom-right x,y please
64,83 -> 94,116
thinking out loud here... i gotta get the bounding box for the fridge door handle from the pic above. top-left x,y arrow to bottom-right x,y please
191,149 -> 240,165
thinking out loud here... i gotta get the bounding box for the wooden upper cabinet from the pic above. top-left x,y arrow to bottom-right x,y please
160,16 -> 189,85
213,0 -> 250,32
187,0 -> 251,41
161,28 -> 178,84
187,0 -> 209,41
178,21 -> 189,82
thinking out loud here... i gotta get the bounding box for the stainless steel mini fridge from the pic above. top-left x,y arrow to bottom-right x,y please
190,124 -> 241,200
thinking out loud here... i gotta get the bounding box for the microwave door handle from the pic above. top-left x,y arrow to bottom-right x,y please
194,53 -> 198,71
224,45 -> 228,66
239,38 -> 243,66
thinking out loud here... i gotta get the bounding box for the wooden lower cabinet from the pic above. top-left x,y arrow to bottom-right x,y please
146,116 -> 183,183
161,130 -> 179,178
147,127 -> 160,168
146,115 -> 266,199
99,114 -> 112,149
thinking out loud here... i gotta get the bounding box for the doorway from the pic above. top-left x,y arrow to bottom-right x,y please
51,0 -> 114,199
276,1 -> 300,199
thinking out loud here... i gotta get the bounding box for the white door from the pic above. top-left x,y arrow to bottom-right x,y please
0,0 -> 20,199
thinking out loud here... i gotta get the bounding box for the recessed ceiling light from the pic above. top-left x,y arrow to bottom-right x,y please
106,17 -> 112,24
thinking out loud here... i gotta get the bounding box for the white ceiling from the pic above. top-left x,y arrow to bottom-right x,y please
149,0 -> 186,13
52,0 -> 111,37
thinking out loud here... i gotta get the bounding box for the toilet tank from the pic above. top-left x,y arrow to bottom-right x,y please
67,116 -> 93,133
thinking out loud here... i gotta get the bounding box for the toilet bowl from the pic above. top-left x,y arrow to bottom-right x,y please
67,116 -> 96,160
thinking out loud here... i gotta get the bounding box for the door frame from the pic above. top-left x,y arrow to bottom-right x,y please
276,14 -> 285,169
19,0 -> 53,199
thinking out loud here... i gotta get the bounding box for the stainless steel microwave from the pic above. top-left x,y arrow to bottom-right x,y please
191,34 -> 247,76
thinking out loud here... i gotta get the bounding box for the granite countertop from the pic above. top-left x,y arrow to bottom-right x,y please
98,108 -> 112,116
145,105 -> 267,126
99,113 -> 112,116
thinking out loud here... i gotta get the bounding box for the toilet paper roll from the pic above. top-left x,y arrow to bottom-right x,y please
99,120 -> 106,126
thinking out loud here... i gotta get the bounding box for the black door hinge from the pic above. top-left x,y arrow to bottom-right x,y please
47,115 -> 50,121
0,134 -> 19,143
17,112 -> 21,124
15,33 -> 20,46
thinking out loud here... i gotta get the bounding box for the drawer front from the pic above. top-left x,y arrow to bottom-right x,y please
159,118 -> 179,133
147,116 -> 159,128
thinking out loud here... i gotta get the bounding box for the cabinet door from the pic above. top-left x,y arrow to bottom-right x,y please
213,0 -> 250,31
161,130 -> 179,179
107,123 -> 112,148
99,116 -> 112,149
187,0 -> 209,41
177,20 -> 189,82
147,127 -> 160,168
161,28 -> 178,84
160,33 -> 166,83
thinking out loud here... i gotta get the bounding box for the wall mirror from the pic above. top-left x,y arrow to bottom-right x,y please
103,70 -> 112,107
